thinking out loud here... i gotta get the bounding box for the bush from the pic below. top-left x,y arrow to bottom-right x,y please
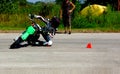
72,4 -> 120,31
0,2 -> 120,32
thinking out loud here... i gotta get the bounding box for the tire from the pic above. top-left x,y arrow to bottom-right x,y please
9,37 -> 23,49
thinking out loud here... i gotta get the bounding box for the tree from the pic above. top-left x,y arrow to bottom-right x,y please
56,0 -> 77,4
0,0 -> 13,13
0,0 -> 27,14
55,0 -> 63,4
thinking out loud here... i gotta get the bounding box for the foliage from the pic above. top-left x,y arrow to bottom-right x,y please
0,0 -> 120,32
0,0 -> 27,14
72,5 -> 120,31
0,1 -> 61,29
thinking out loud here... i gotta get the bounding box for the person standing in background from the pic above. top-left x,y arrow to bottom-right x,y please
60,0 -> 75,34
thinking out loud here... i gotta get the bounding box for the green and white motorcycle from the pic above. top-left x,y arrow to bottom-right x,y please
10,14 -> 60,49
9,21 -> 42,49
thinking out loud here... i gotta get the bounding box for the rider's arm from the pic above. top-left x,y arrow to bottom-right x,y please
34,15 -> 49,24
34,15 -> 51,30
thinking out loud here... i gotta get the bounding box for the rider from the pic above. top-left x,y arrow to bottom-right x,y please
30,14 -> 60,46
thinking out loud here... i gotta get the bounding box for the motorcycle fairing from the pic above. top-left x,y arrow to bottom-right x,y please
21,26 -> 35,40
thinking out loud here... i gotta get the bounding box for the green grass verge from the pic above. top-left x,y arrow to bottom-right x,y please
0,27 -> 120,33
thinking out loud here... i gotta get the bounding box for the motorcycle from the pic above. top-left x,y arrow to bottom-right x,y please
10,14 -> 57,49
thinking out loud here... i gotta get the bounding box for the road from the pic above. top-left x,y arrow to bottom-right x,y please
0,33 -> 120,74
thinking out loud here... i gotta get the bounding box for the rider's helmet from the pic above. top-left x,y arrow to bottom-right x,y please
50,16 -> 60,31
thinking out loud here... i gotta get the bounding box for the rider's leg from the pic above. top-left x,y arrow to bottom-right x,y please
41,32 -> 52,46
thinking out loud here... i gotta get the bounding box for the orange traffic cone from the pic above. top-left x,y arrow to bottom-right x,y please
86,43 -> 92,48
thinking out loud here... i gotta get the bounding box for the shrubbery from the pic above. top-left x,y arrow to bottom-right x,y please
72,5 -> 120,31
0,1 -> 120,32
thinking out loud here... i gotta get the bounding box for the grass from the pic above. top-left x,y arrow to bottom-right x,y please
0,27 -> 120,33
0,10 -> 120,33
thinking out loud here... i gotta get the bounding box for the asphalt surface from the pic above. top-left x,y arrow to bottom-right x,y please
0,33 -> 120,74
